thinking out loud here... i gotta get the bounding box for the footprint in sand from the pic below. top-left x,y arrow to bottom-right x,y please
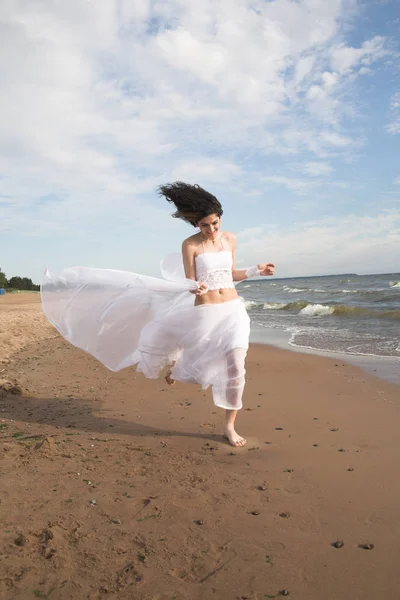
359,543 -> 374,550
169,540 -> 236,584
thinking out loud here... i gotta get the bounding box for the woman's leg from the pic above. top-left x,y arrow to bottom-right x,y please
223,348 -> 247,447
224,409 -> 246,447
165,361 -> 176,386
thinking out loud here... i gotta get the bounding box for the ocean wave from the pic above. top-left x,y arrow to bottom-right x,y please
281,285 -> 365,295
390,281 -> 400,288
246,298 -> 400,319
281,300 -> 309,311
242,300 -> 260,309
301,287 -> 391,295
288,337 -> 399,359
263,302 -> 287,310
300,304 -> 400,319
245,299 -> 308,311
334,305 -> 400,318
283,285 -> 308,293
300,304 -> 334,316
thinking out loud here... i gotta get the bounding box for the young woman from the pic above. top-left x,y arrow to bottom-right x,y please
158,182 -> 275,447
41,182 -> 274,448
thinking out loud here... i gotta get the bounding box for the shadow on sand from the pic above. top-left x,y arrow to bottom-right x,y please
0,387 -> 223,444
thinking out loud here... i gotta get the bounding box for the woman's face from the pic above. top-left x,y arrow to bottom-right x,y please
197,214 -> 221,241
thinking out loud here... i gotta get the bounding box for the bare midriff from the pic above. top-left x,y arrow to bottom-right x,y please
194,287 -> 239,306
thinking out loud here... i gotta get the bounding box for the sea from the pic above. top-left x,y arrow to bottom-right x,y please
237,272 -> 400,385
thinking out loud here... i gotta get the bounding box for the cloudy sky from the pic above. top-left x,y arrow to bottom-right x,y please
1,0 -> 399,282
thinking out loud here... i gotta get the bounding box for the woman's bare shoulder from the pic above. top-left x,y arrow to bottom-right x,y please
223,231 -> 236,244
182,232 -> 201,250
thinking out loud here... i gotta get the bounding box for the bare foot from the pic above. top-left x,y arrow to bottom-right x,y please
165,369 -> 176,386
224,425 -> 247,447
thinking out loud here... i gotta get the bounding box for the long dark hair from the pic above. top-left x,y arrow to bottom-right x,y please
158,181 -> 223,226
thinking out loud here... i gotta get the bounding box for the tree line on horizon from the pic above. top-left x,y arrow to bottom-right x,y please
0,268 -> 39,291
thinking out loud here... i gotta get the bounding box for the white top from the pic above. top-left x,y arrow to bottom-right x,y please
195,236 -> 235,291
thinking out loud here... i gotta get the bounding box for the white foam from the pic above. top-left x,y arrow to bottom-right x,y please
283,285 -> 307,293
300,303 -> 334,316
389,281 -> 400,288
263,302 -> 284,310
243,300 -> 259,309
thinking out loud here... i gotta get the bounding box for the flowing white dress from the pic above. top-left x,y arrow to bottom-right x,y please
41,245 -> 250,410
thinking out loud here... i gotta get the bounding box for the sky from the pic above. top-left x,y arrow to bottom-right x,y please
1,0 -> 399,282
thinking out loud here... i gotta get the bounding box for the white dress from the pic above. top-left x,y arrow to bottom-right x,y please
41,243 -> 250,410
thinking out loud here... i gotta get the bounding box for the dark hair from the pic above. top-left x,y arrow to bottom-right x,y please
158,181 -> 223,227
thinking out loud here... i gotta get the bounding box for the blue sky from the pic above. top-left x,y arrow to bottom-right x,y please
1,0 -> 399,282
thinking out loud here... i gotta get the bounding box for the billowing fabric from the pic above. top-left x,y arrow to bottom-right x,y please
135,298 -> 250,409
41,253 -> 250,410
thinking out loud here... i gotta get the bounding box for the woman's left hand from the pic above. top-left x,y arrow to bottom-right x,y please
189,281 -> 209,296
258,263 -> 275,276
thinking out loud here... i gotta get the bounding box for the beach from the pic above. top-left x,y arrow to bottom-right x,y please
1,293 -> 400,600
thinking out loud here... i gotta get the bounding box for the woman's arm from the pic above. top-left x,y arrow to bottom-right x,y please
182,240 -> 196,280
229,234 -> 247,281
182,240 -> 209,295
227,233 -> 275,281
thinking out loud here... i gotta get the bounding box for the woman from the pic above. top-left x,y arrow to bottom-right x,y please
41,182 -> 274,448
159,182 -> 275,447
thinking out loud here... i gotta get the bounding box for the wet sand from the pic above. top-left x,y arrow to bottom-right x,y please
1,293 -> 400,600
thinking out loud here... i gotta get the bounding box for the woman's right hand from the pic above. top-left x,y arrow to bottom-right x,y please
190,282 -> 209,296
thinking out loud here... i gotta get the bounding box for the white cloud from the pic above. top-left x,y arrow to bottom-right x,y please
0,0 -> 396,281
330,36 -> 387,74
387,121 -> 400,135
263,168 -> 356,196
170,158 -> 241,183
319,132 -> 352,147
236,209 -> 400,276
303,162 -> 333,176
387,91 -> 400,135
301,36 -> 388,125
263,175 -> 318,195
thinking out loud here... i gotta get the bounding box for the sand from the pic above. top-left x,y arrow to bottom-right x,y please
1,293 -> 400,600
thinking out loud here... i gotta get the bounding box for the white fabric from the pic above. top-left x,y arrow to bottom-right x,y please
245,265 -> 262,278
41,253 -> 250,410
136,298 -> 249,409
195,251 -> 235,291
